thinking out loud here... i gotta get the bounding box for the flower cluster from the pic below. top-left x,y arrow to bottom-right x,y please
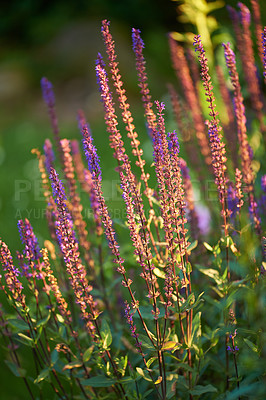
17,218 -> 41,279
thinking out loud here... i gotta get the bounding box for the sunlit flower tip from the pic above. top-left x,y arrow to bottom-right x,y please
222,42 -> 236,67
101,19 -> 110,33
238,2 -> 251,25
155,100 -> 165,112
40,77 -> 55,108
77,110 -> 91,134
193,35 -> 203,52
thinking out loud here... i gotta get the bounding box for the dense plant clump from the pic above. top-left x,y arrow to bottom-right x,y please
0,2 -> 265,399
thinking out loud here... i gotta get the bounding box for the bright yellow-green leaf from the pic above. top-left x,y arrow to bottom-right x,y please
154,376 -> 162,385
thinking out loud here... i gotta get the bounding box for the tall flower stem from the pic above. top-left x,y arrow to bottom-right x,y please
99,28 -> 163,263
194,35 -> 231,392
41,78 -> 64,167
83,125 -> 168,398
169,36 -> 212,168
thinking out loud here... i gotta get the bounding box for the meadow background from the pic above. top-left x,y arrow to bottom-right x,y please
0,0 -> 265,398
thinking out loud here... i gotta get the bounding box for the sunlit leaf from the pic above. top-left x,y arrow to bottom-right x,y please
203,242 -> 213,252
83,346 -> 94,362
34,368 -> 50,384
101,319 -> 112,350
63,361 -> 83,371
154,376 -> 162,385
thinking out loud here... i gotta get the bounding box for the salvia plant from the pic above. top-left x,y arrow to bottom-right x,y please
0,2 -> 266,399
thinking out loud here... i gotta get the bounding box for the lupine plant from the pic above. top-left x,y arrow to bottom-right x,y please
0,2 -> 265,399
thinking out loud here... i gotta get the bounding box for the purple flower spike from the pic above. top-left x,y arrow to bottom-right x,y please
82,124 -> 102,182
238,2 -> 251,25
263,27 -> 266,82
168,131 -> 180,155
43,139 -> 55,173
132,28 -> 145,51
18,218 -> 41,264
50,168 -> 68,206
124,301 -> 142,352
227,184 -> 238,219
41,77 -> 55,109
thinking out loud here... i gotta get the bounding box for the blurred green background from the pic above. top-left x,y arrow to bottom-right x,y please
0,0 -> 265,398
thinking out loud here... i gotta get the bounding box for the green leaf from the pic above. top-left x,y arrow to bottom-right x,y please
120,376 -> 134,384
17,332 -> 34,346
51,349 -> 58,366
154,376 -> 162,385
82,376 -> 116,387
136,367 -> 152,382
174,362 -> 194,372
196,267 -> 223,285
133,306 -> 164,320
101,320 -> 112,350
56,314 -> 64,323
180,292 -> 204,313
34,368 -> 50,384
180,293 -> 195,313
146,357 -> 157,368
190,384 -> 217,395
187,240 -> 198,253
7,318 -> 29,332
153,267 -> 165,279
138,334 -> 155,350
63,361 -> 83,371
5,360 -> 26,378
83,346 -> 94,362
189,312 -> 201,346
225,382 -> 260,400
162,341 -> 180,351
243,338 -> 258,353
36,310 -> 51,328
186,261 -> 192,274
203,242 -> 213,252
